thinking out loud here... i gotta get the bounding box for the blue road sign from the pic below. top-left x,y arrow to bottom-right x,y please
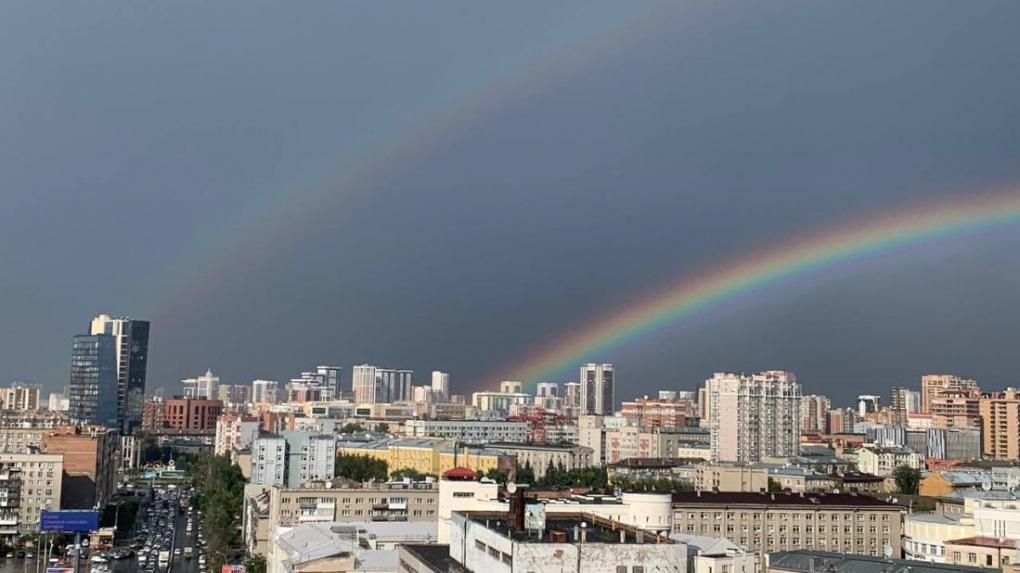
40,510 -> 99,533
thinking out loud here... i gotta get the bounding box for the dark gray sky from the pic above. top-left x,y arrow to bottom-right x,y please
3,1 -> 1020,406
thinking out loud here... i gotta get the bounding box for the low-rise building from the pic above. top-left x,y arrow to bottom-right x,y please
450,511 -> 685,573
903,511 -> 974,563
857,446 -> 923,477
671,491 -> 905,557
337,438 -> 512,479
484,442 -> 593,479
266,521 -> 438,573
766,550 -> 991,573
693,464 -> 768,493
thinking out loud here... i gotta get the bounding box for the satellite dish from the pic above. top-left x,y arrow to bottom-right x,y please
507,481 -> 517,494
883,544 -> 893,559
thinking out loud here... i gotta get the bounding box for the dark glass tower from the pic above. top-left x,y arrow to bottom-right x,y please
68,334 -> 119,428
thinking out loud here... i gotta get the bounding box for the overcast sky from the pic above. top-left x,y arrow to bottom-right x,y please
2,1 -> 1020,405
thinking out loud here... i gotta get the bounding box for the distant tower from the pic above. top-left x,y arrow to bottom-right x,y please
431,371 -> 450,400
89,314 -> 150,433
579,363 -> 614,415
68,334 -> 120,428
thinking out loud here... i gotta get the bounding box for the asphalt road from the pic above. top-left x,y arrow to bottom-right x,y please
169,510 -> 198,573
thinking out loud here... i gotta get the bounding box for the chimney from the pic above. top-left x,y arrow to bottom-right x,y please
509,489 -> 525,532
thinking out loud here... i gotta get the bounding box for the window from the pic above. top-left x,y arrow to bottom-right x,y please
475,540 -> 486,551
632,567 -> 644,573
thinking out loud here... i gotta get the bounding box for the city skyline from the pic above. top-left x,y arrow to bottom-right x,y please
3,2 -> 1020,404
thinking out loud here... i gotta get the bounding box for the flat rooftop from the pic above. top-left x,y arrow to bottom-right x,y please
769,550 -> 993,573
461,511 -> 671,545
671,491 -> 902,508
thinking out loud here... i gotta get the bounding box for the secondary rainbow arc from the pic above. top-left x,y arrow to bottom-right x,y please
501,192 -> 1020,387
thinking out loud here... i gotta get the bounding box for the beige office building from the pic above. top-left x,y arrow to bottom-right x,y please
672,491 -> 904,558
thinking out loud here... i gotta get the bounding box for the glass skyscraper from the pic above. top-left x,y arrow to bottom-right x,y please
68,334 -> 119,428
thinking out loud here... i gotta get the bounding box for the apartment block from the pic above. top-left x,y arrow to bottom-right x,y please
671,491 -> 904,558
922,374 -> 979,414
705,371 -> 802,463
484,443 -> 593,478
930,389 -> 982,429
979,389 -> 1020,460
0,453 -> 62,535
41,426 -> 116,510
163,397 -> 224,431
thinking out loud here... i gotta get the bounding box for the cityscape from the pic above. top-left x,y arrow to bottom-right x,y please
4,2 -> 1020,573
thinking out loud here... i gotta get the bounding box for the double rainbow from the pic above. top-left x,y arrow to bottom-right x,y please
502,191 -> 1020,386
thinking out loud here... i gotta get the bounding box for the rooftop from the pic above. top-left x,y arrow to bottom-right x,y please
768,550 -> 993,573
905,511 -> 970,525
671,491 -> 902,508
460,511 -> 671,545
399,544 -> 455,573
608,457 -> 703,469
947,536 -> 1017,549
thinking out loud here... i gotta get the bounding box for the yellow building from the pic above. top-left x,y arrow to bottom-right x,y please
338,438 -> 508,477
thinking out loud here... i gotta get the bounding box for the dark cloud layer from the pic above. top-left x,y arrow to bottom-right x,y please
2,1 -> 1019,405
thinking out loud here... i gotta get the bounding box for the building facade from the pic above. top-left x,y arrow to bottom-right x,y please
672,491 -> 904,558
352,365 -> 412,404
579,363 -> 614,416
705,371 -> 802,463
68,334 -> 119,428
89,314 -> 149,432
979,389 -> 1020,460
162,397 -> 224,431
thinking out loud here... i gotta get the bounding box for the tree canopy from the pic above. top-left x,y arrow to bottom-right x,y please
335,453 -> 388,482
893,465 -> 921,495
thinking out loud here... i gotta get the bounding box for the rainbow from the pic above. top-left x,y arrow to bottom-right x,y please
500,191 -> 1020,386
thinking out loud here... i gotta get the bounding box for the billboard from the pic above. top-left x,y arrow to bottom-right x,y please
524,503 -> 546,531
40,511 -> 99,533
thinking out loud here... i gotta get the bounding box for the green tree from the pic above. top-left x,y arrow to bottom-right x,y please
335,453 -> 389,482
339,423 -> 364,434
189,454 -> 246,573
484,468 -> 508,483
375,423 -> 390,433
516,462 -> 535,484
767,478 -> 784,493
390,468 -> 434,481
244,554 -> 266,573
893,465 -> 921,495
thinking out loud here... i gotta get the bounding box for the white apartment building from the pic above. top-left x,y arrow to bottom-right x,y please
705,371 -> 802,463
252,437 -> 288,487
580,363 -> 614,415
857,446 -> 924,477
431,371 -> 450,399
352,365 -> 412,404
471,391 -> 530,414
404,420 -> 529,443
182,369 -> 219,399
252,379 -> 279,403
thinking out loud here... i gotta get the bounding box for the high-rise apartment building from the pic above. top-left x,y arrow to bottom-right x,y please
251,436 -> 287,486
579,363 -> 614,415
182,369 -> 219,399
431,371 -> 450,400
352,365 -> 412,404
930,389 -> 982,429
705,370 -> 802,463
252,380 -> 279,403
980,389 -> 1020,460
0,384 -> 40,411
921,374 -> 979,413
216,384 -> 252,405
68,334 -> 119,428
88,314 -> 149,432
288,366 -> 342,402
856,394 -> 881,417
250,433 -> 336,487
890,386 -> 921,424
563,382 -> 581,413
801,394 -> 830,433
